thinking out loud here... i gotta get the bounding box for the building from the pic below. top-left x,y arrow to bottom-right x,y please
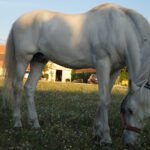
0,44 -> 5,75
42,62 -> 72,82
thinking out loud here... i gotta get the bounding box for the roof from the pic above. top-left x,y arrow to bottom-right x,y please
0,45 -> 5,54
0,45 -> 5,67
74,69 -> 96,73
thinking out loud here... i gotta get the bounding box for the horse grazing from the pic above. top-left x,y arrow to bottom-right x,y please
3,3 -> 150,145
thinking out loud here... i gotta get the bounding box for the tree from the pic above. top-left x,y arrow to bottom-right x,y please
42,61 -> 54,80
119,67 -> 128,82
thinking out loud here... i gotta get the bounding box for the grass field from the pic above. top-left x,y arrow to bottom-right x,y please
0,81 -> 150,150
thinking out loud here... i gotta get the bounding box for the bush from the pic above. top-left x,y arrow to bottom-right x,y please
119,67 -> 128,82
41,73 -> 49,80
71,72 -> 91,83
66,78 -> 71,82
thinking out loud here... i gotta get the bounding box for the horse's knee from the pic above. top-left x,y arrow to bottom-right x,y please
12,80 -> 23,93
24,83 -> 34,94
100,101 -> 110,109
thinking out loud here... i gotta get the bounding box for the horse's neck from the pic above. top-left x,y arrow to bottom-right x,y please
141,86 -> 150,118
126,9 -> 150,86
134,40 -> 150,86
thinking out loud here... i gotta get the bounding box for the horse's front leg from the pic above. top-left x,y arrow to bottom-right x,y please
93,58 -> 112,144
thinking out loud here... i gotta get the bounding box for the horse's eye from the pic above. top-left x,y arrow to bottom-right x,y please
128,108 -> 133,115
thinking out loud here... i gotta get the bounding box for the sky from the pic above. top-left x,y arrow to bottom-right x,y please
0,0 -> 150,43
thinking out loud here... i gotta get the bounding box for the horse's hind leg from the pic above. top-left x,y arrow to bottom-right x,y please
24,55 -> 47,128
13,61 -> 28,127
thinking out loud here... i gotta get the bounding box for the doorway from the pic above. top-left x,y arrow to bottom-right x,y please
56,70 -> 62,81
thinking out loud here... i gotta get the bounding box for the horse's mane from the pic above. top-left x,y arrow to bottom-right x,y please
125,9 -> 150,85
89,3 -> 120,12
121,7 -> 150,85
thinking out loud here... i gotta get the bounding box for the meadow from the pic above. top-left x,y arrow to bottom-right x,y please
0,81 -> 150,150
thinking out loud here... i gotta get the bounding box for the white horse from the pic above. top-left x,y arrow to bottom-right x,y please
3,3 -> 150,145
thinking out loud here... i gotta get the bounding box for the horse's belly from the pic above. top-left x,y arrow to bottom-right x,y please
39,35 -> 94,68
48,51 -> 94,69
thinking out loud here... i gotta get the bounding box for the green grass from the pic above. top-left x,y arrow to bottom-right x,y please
0,81 -> 150,150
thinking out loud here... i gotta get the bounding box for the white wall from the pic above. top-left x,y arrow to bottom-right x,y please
41,62 -> 72,82
62,70 -> 71,82
45,69 -> 71,82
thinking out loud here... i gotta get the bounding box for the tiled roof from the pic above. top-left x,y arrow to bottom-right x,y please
0,45 -> 5,54
0,45 -> 5,67
74,69 -> 96,73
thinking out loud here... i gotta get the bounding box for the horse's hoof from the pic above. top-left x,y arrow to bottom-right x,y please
100,138 -> 112,145
92,135 -> 101,145
32,123 -> 41,129
14,121 -> 22,128
93,135 -> 112,146
28,119 -> 41,128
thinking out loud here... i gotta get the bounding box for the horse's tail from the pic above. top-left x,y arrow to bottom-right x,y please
3,27 -> 16,105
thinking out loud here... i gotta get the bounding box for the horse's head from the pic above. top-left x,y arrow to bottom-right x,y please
120,81 -> 150,146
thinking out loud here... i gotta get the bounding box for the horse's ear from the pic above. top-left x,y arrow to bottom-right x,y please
129,80 -> 139,93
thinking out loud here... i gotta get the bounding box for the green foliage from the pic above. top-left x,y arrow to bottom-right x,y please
42,62 -> 54,80
43,62 -> 54,72
41,73 -> 49,80
119,67 -> 128,82
71,71 -> 91,83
